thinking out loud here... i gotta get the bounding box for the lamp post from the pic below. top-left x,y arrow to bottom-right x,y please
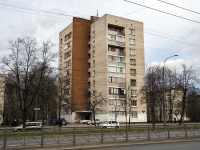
162,55 -> 178,127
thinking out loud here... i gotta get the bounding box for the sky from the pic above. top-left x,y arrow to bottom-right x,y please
0,0 -> 200,77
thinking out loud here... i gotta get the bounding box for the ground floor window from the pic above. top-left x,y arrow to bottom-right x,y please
131,111 -> 138,118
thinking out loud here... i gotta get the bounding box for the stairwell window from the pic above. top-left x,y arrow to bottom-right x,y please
92,70 -> 95,76
131,100 -> 137,107
131,90 -> 137,96
92,41 -> 95,47
130,69 -> 136,75
130,59 -> 136,65
129,39 -> 135,45
130,49 -> 136,55
130,79 -> 136,86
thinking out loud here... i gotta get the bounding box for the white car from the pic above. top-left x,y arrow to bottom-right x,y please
99,121 -> 120,128
12,122 -> 42,132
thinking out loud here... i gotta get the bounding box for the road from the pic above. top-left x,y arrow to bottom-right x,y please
103,140 -> 200,150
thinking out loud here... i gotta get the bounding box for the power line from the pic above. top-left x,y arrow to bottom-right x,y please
123,0 -> 200,23
144,32 -> 200,47
0,1 -> 74,19
158,0 -> 200,15
123,1 -> 164,16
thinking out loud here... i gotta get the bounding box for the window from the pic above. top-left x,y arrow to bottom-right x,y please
130,79 -> 136,86
108,76 -> 125,83
130,39 -> 135,45
69,41 -> 72,47
65,44 -> 68,49
130,49 -> 136,55
61,38 -> 63,44
64,71 -> 67,76
65,35 -> 68,41
117,57 -> 125,63
129,29 -> 135,35
131,111 -> 138,118
108,46 -> 112,51
92,31 -> 95,38
92,70 -> 95,76
64,52 -> 68,59
68,69 -> 71,75
130,59 -> 136,65
108,66 -> 125,73
109,87 -> 125,95
130,69 -> 136,75
131,100 -> 137,107
93,80 -> 95,87
131,90 -> 137,96
92,41 -> 95,47
65,61 -> 68,67
108,34 -> 124,42
108,55 -> 117,62
93,60 -> 95,66
93,51 -> 95,57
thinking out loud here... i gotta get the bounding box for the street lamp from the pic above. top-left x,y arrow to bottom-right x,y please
162,55 -> 178,127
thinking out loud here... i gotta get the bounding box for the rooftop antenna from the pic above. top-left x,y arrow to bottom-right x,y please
97,10 -> 98,17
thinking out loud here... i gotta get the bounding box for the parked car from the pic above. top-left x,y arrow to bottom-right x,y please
99,121 -> 120,128
48,118 -> 67,126
62,119 -> 67,126
87,119 -> 101,125
48,119 -> 59,125
12,121 -> 42,132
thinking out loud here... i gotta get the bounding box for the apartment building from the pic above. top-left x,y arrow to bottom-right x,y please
58,14 -> 147,123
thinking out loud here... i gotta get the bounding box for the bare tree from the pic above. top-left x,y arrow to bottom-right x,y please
140,66 -> 162,127
0,37 -> 56,128
57,73 -> 71,127
36,67 -> 58,124
87,91 -> 106,127
186,88 -> 200,122
176,65 -> 198,124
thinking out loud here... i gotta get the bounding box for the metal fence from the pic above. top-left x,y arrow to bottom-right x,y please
0,123 -> 200,149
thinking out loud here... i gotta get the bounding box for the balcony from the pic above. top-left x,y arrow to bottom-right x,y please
108,40 -> 125,47
118,52 -> 125,56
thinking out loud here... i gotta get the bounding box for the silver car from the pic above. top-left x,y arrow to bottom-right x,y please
99,121 -> 120,128
12,122 -> 42,132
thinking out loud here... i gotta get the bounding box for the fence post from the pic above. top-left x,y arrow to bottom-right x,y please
73,126 -> 76,146
148,125 -> 150,141
167,125 -> 170,139
185,124 -> 187,138
41,127 -> 44,148
3,128 -> 7,150
126,125 -> 128,142
101,127 -> 104,144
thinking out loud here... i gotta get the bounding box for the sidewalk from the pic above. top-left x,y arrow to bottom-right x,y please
10,137 -> 200,150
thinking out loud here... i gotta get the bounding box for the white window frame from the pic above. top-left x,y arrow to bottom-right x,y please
129,39 -> 135,45
131,100 -> 137,107
130,49 -> 136,55
129,29 -> 135,35
131,90 -> 137,96
130,59 -> 136,65
130,69 -> 136,75
131,111 -> 138,118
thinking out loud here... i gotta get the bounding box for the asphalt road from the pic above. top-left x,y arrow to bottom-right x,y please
103,140 -> 200,150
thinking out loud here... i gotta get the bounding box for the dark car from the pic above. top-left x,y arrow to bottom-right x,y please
48,118 -> 67,126
48,119 -> 59,125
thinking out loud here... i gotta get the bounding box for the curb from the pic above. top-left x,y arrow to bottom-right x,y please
62,138 -> 200,150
